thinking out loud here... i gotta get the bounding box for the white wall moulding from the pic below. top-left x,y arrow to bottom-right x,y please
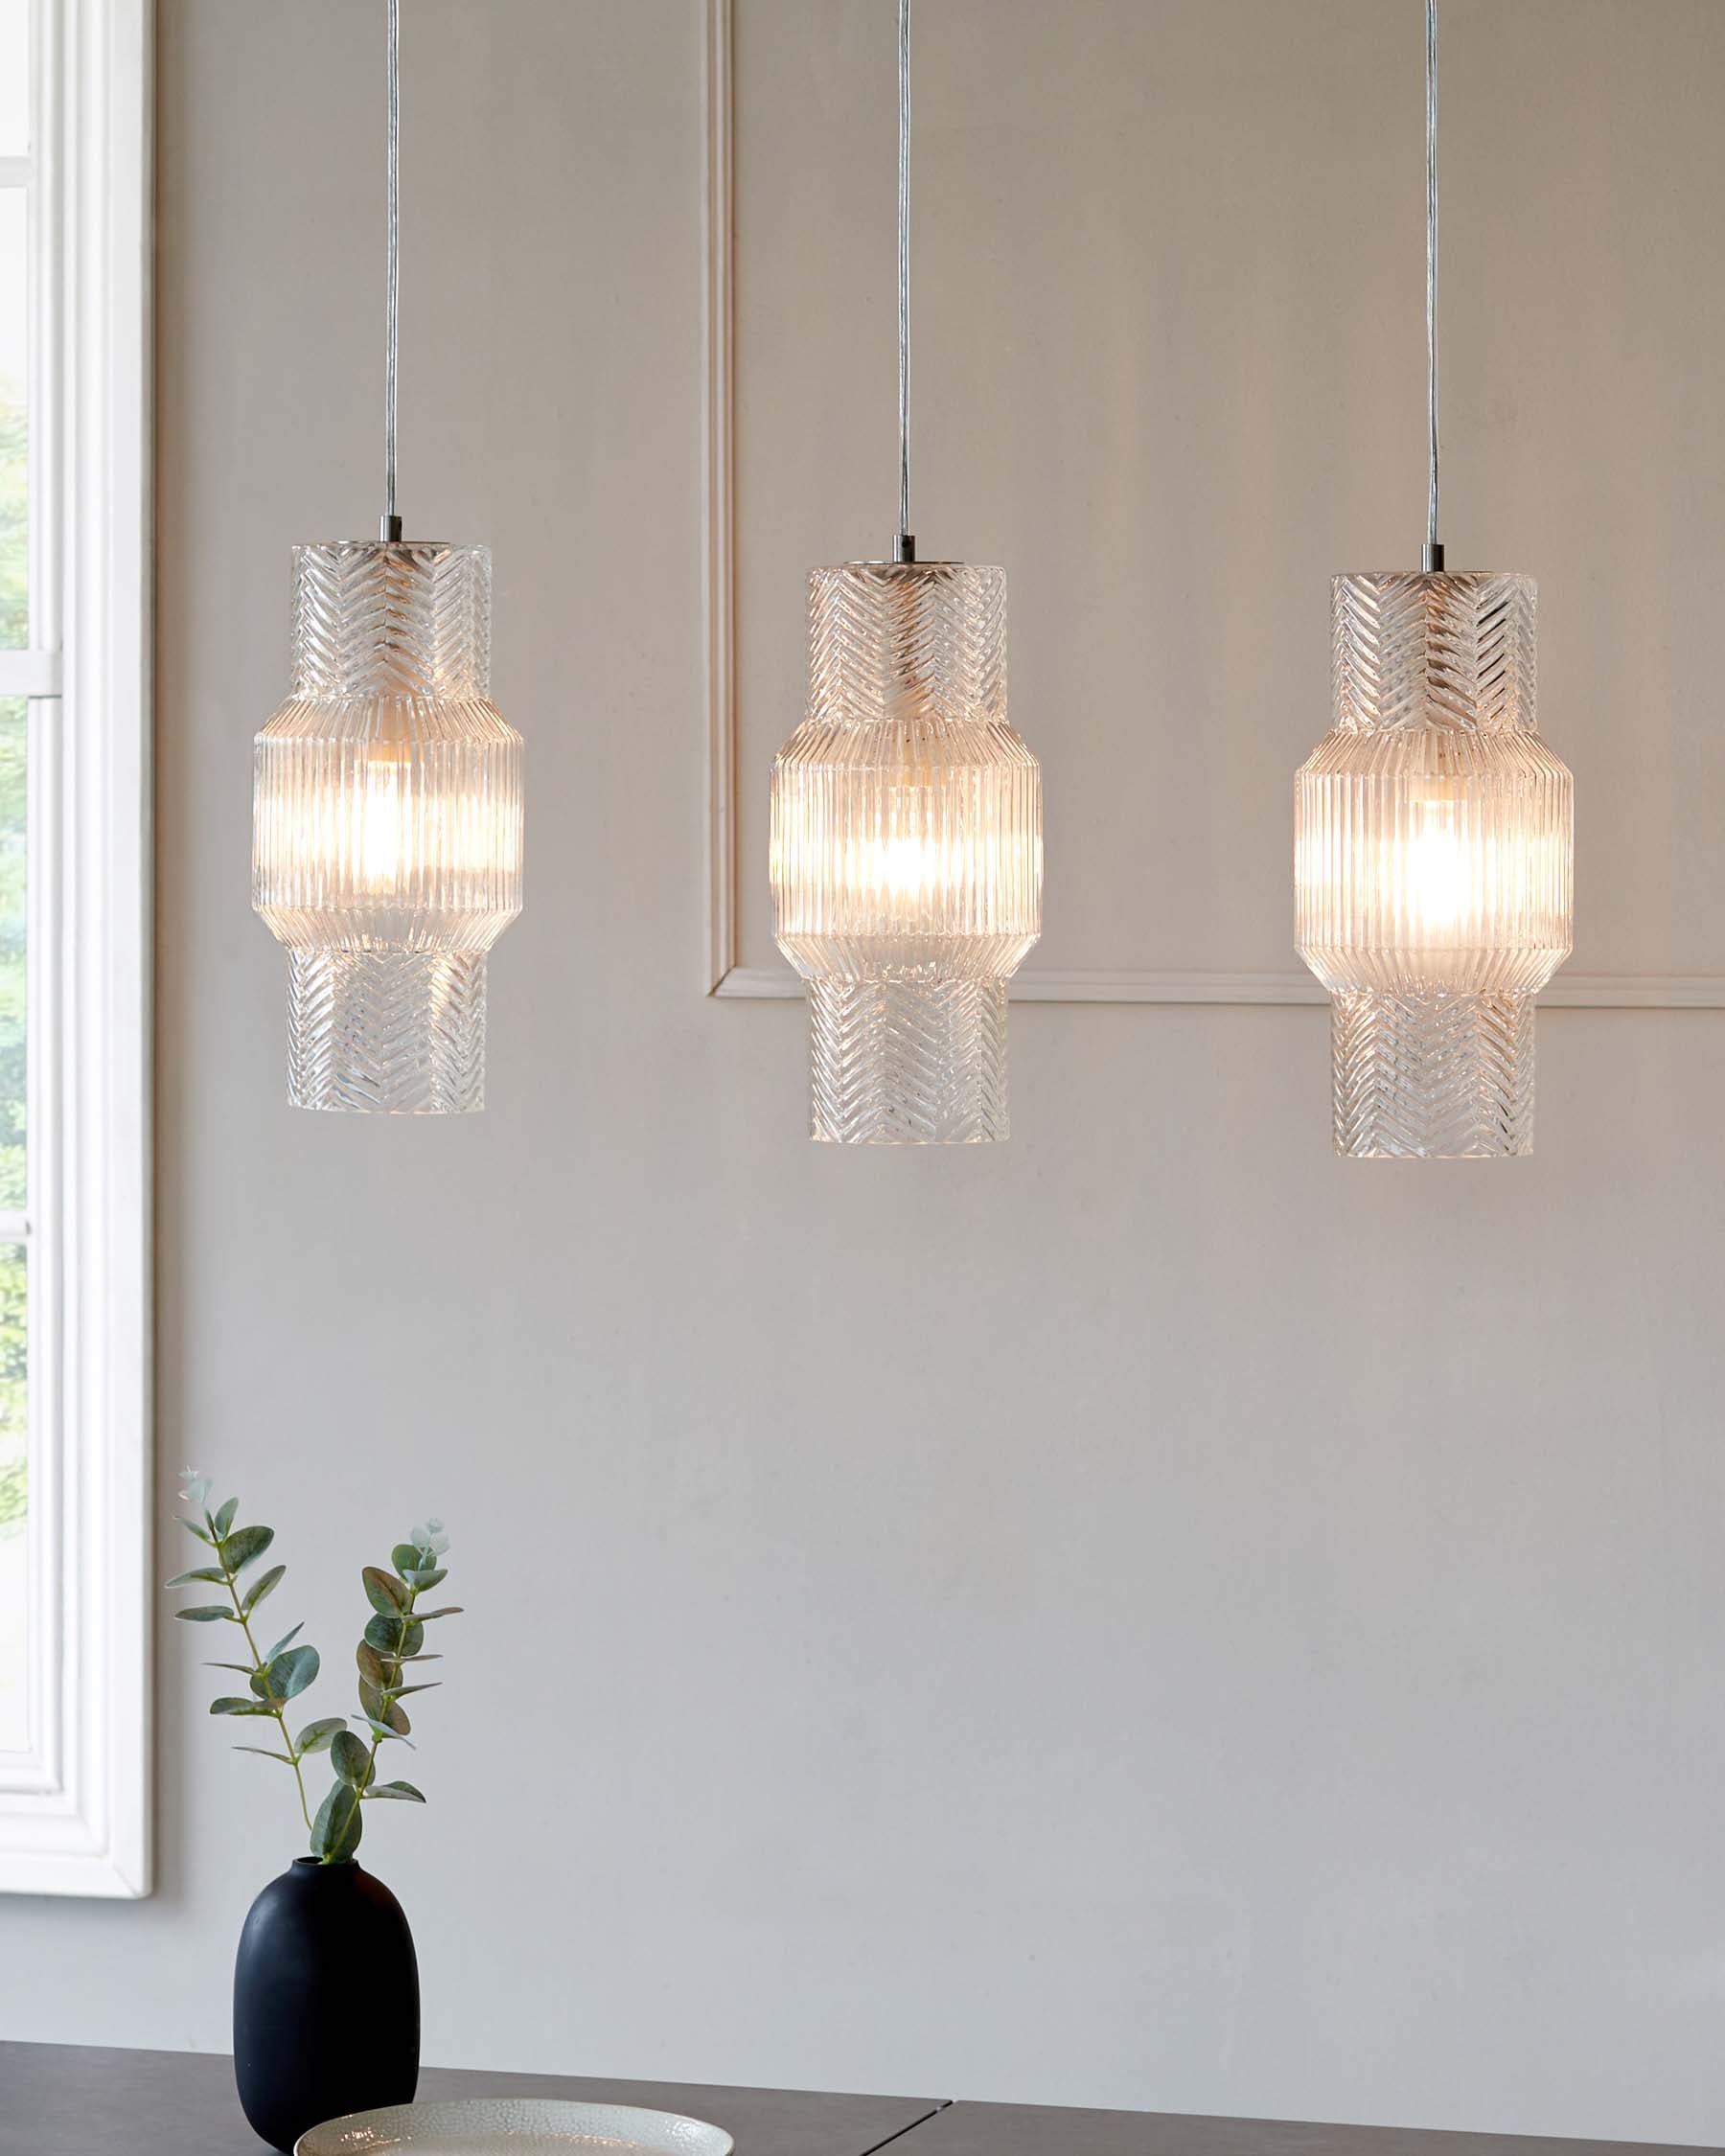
711,967 -> 1725,1010
699,0 -> 1725,1013
703,0 -> 736,1002
0,0 -> 152,1899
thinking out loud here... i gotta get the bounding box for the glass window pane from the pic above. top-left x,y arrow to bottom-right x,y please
0,1242 -> 26,1755
0,699 -> 20,1210
0,0 -> 28,1761
0,0 -> 25,159
0,700 -> 17,1755
0,186 -> 23,651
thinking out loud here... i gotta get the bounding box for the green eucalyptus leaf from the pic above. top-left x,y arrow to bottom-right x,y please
365,1780 -> 426,1802
417,1607 -> 463,1621
268,1643 -> 319,1701
178,1516 -> 216,1545
174,1605 -> 234,1623
403,1567 -> 448,1592
357,1677 -> 385,1722
164,1566 -> 226,1588
210,1696 -> 271,1716
393,1682 -> 441,1700
362,1567 -> 408,1616
330,1730 -> 374,1789
398,1653 -> 443,1664
355,1641 -> 386,1687
362,1715 -> 414,1748
296,1717 -> 346,1755
234,1746 -> 295,1765
311,1783 -> 363,1863
249,1664 -> 276,1701
385,1700 -> 411,1736
242,1563 -> 286,1617
360,1613 -> 422,1661
263,1621 -> 305,1664
219,1525 -> 274,1575
213,1497 -> 239,1538
391,1544 -> 424,1576
204,1661 -> 256,1674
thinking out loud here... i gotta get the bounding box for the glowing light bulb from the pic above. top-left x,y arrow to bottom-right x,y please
1404,789 -> 1463,932
359,746 -> 407,891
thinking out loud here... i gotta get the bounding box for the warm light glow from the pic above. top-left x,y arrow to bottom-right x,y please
359,749 -> 406,890
253,539 -> 524,1113
858,822 -> 937,903
1296,762 -> 1571,993
1294,570 -> 1573,1158
770,561 -> 1041,1143
1402,791 -> 1463,932
826,786 -> 992,908
281,743 -> 522,900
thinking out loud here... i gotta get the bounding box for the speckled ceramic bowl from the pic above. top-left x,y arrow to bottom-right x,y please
295,2100 -> 736,2156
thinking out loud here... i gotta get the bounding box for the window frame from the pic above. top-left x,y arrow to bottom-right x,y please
0,0 -> 150,1898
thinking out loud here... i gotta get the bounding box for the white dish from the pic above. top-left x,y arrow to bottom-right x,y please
295,2099 -> 736,2156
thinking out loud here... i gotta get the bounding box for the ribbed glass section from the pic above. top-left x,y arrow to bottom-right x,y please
253,540 -> 523,1113
770,562 -> 1041,1145
1295,572 -> 1573,1158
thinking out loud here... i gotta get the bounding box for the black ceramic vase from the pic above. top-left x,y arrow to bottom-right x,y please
233,1857 -> 420,2153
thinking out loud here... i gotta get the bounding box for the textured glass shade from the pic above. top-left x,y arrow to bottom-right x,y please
253,540 -> 523,1113
770,561 -> 1041,1143
1296,572 -> 1572,1158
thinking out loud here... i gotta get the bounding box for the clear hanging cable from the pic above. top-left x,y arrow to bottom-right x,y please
895,0 -> 912,559
1424,0 -> 1439,565
383,0 -> 401,538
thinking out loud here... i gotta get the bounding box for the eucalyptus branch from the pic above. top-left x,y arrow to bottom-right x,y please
167,1475 -> 460,1867
309,1518 -> 460,1865
323,1572 -> 422,1860
216,1532 -> 314,1835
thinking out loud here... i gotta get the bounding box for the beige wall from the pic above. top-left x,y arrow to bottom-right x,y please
2,1 -> 1724,2143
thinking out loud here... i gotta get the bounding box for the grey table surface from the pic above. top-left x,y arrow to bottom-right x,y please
0,2042 -> 947,2156
899,2098 -> 1718,2156
1,2043 -> 1718,2156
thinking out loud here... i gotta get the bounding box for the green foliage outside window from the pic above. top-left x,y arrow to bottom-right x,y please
0,387 -> 22,645
0,378 -> 29,1528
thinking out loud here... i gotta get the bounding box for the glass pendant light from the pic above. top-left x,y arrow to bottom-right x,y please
1295,0 -> 1571,1158
770,0 -> 1042,1144
252,0 -> 523,1113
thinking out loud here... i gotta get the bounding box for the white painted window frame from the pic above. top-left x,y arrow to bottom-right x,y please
0,0 -> 150,1897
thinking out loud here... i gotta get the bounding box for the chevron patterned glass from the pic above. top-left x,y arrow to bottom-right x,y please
1296,571 -> 1572,1158
253,540 -> 523,1113
770,561 -> 1041,1144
